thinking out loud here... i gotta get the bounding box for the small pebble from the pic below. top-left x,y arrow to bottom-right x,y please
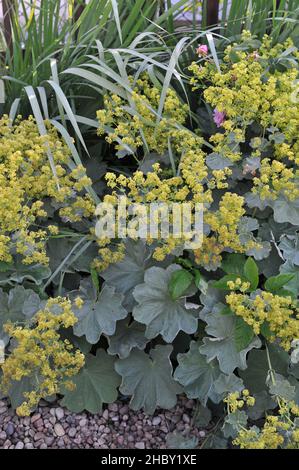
68,427 -> 77,438
55,408 -> 64,420
33,418 -> 43,429
5,423 -> 14,436
135,442 -> 145,449
119,405 -> 129,415
15,442 -> 24,449
54,423 -> 65,437
34,432 -> 45,441
31,414 -> 41,424
108,403 -> 118,412
152,417 -> 161,426
25,443 -> 34,449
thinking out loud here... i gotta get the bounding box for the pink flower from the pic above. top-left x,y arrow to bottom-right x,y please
213,109 -> 226,128
196,44 -> 208,57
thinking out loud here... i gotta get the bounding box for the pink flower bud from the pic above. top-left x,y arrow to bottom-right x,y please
196,44 -> 208,57
213,109 -> 226,128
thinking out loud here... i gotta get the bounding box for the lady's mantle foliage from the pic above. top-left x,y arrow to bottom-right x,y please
0,32 -> 299,448
132,265 -> 200,342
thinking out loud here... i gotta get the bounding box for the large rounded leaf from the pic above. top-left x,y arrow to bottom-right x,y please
279,234 -> 299,266
132,265 -> 200,342
280,260 -> 299,297
174,341 -> 221,405
70,278 -> 127,344
199,312 -> 261,374
61,349 -> 120,413
101,239 -> 159,310
107,319 -> 148,358
271,196 -> 299,226
239,344 -> 289,394
115,345 -> 182,414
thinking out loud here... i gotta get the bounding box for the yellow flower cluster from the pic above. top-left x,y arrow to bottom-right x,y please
99,165 -> 198,263
97,74 -> 188,155
93,243 -> 126,272
95,75 -> 263,269
233,399 -> 299,449
226,290 -> 299,350
94,163 -> 258,268
194,193 -> 262,268
189,32 -> 299,202
253,158 -> 298,201
224,389 -> 255,413
0,297 -> 85,416
0,116 -> 93,266
227,277 -> 251,293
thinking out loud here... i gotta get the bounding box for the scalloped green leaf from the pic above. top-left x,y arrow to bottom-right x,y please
279,234 -> 299,266
61,350 -> 120,413
222,410 -> 248,439
206,152 -> 233,170
174,341 -> 221,405
214,373 -> 244,398
247,391 -> 276,420
132,265 -> 200,342
115,345 -> 182,414
246,239 -> 271,261
271,196 -> 299,226
101,240 -> 163,310
199,313 -> 261,374
107,319 -> 148,358
268,373 -> 296,401
166,432 -> 198,449
70,278 -> 127,344
239,345 -> 289,393
8,376 -> 39,410
279,260 -> 299,296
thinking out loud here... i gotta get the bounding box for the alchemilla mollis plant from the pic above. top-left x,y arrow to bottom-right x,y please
0,27 -> 299,449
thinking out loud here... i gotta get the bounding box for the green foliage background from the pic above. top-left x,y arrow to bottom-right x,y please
0,0 -> 299,449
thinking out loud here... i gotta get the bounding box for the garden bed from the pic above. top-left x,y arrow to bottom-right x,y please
0,0 -> 299,452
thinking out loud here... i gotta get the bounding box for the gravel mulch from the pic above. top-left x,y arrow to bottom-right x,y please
0,396 -> 206,449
